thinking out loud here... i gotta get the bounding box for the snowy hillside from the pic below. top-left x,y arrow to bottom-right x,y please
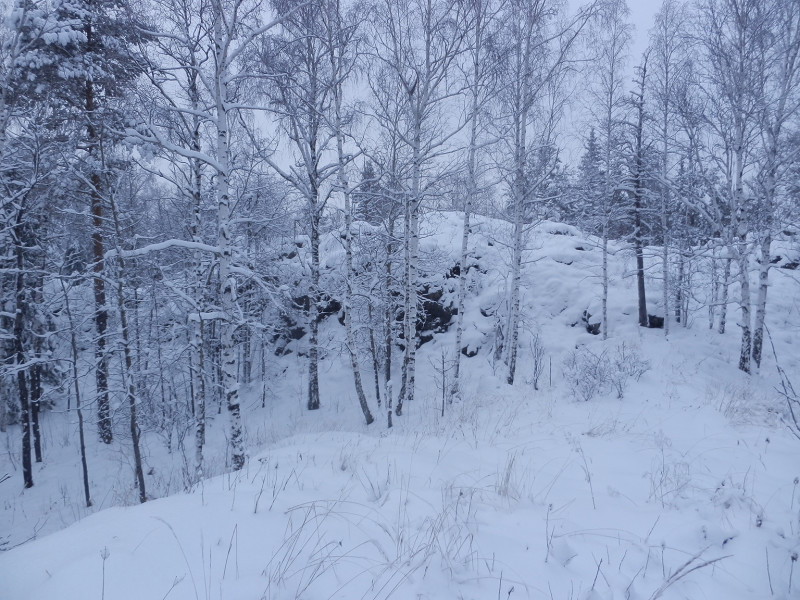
2,213 -> 800,600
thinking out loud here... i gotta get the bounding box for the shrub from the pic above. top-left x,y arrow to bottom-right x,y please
562,347 -> 609,402
563,342 -> 650,401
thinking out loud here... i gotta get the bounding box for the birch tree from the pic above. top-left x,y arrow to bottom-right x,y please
323,0 -> 374,424
450,0 -> 503,399
750,0 -> 800,371
261,0 -> 338,413
358,75 -> 405,425
650,0 -> 691,336
589,0 -> 631,341
130,0 -> 296,470
498,0 -> 595,382
371,0 -> 467,415
134,0 -> 213,476
697,0 -> 768,373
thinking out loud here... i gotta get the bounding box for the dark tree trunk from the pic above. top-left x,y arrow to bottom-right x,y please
61,277 -> 92,507
30,267 -> 44,463
110,198 -> 147,503
14,234 -> 32,488
632,58 -> 648,328
30,355 -> 42,463
368,303 -> 382,407
86,74 -> 112,444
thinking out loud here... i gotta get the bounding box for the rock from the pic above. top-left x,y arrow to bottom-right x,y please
582,310 -> 601,335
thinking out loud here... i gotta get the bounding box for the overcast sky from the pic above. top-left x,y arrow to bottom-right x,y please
629,0 -> 663,62
560,0 -> 664,164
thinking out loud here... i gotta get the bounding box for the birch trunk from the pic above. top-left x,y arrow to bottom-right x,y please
452,0 -> 486,397
733,124 -> 751,373
452,192 -> 473,391
718,252 -> 731,334
601,223 -> 609,341
342,199 -> 373,424
329,16 -> 373,424
189,140 -> 206,476
383,220 -> 394,411
602,112 -> 611,341
505,6 -> 531,385
735,246 -> 752,373
397,197 -> 409,413
214,6 -> 244,469
308,210 -> 321,411
397,117 -> 421,416
506,194 -> 524,383
601,38 -> 614,341
751,233 -> 770,370
752,2 -> 800,369
709,244 -> 717,330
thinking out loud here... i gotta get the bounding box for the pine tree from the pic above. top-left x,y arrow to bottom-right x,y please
22,0 -> 149,442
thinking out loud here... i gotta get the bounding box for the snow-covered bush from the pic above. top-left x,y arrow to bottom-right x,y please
562,347 -> 609,402
563,342 -> 650,401
609,342 -> 650,399
527,332 -> 546,390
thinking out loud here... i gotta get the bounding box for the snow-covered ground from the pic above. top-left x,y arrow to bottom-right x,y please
2,213 -> 800,599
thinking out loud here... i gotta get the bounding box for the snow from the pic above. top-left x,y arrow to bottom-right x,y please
2,212 -> 800,600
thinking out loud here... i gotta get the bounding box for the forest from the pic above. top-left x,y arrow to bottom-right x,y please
1,0 -> 799,527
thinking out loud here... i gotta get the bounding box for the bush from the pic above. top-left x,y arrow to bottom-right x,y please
562,347 -> 609,402
527,333 -> 546,390
563,342 -> 650,401
609,341 -> 650,399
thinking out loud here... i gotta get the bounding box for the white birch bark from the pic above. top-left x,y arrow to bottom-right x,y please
375,0 -> 466,415
187,69 -> 207,478
326,0 -> 374,424
709,244 -> 717,329
698,0 -> 772,373
134,0 -> 295,471
451,0 -> 493,398
718,251 -> 731,334
751,0 -> 800,370
505,8 -> 530,382
651,0 -> 689,337
732,123 -> 752,373
212,1 -> 244,469
594,0 -> 630,341
502,0 -> 593,378
504,0 -> 535,385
